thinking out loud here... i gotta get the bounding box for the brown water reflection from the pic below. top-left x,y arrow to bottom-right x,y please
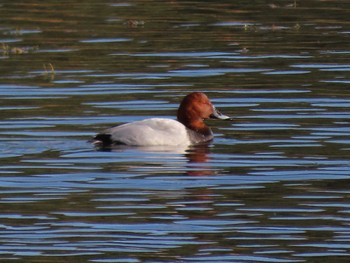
0,0 -> 350,262
186,144 -> 213,176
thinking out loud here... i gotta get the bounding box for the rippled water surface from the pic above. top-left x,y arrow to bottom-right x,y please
1,1 -> 350,262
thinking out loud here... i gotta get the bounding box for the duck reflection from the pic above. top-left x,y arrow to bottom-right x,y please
185,143 -> 214,176
94,141 -> 215,176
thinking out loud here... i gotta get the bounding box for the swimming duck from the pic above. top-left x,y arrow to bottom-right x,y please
93,92 -> 231,146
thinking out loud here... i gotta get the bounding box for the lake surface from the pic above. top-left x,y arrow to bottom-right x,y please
0,1 -> 350,262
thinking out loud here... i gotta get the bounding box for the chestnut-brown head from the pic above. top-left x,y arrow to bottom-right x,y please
177,92 -> 231,133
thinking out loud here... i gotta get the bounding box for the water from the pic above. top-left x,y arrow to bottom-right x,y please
0,1 -> 350,262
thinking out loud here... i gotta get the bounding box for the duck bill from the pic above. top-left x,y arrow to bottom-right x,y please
210,107 -> 232,120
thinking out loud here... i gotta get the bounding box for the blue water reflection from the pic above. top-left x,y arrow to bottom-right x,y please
0,0 -> 350,262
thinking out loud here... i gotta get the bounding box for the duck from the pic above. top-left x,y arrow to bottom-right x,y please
93,92 -> 231,147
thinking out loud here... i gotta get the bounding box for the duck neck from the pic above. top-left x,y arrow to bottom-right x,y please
190,120 -> 212,136
178,116 -> 212,136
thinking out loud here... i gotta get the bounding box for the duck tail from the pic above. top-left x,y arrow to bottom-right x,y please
92,133 -> 112,146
